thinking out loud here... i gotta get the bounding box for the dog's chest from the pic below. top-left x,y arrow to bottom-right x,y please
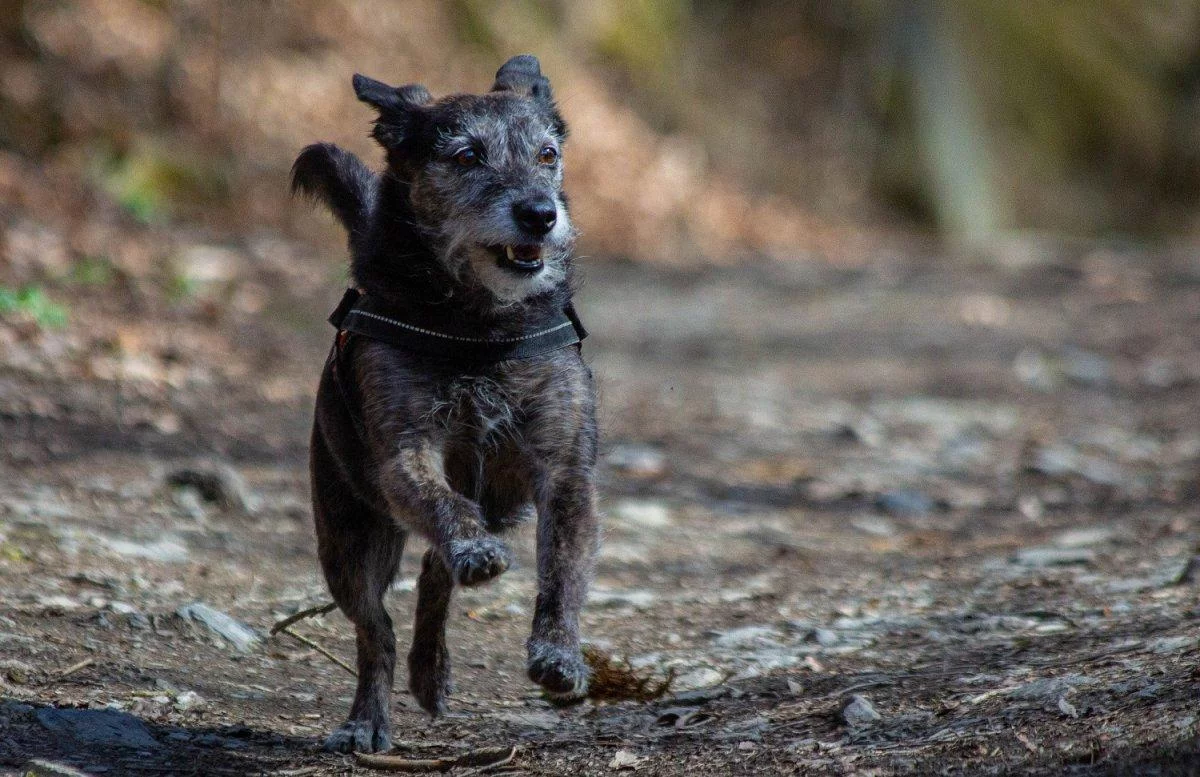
429,374 -> 521,443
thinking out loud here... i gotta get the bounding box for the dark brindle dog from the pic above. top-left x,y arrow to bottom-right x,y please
292,55 -> 599,753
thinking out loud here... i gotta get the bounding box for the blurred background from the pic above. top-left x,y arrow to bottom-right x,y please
4,0 -> 1200,288
6,4 -> 1200,773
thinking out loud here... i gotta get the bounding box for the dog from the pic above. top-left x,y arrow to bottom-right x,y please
291,55 -> 600,754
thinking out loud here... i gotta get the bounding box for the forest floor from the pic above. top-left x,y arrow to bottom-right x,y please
3,238 -> 1200,775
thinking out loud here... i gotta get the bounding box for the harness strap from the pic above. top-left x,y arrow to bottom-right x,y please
328,288 -> 587,362
324,288 -> 588,444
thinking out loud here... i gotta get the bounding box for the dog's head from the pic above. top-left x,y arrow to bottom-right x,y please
354,56 -> 574,306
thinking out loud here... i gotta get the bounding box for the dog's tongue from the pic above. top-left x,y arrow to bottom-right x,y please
511,244 -> 542,261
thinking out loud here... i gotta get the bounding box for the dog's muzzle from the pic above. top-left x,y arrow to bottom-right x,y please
490,244 -> 544,274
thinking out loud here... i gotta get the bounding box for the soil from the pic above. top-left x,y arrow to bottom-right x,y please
3,242 -> 1200,776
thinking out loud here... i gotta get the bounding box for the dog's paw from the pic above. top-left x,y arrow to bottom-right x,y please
408,644 -> 452,716
527,641 -> 589,699
446,537 -> 512,587
323,716 -> 391,754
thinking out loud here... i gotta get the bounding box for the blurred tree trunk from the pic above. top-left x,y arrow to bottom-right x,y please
904,0 -> 1011,240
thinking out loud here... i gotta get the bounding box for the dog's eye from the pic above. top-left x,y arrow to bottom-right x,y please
454,148 -> 479,167
537,146 -> 558,165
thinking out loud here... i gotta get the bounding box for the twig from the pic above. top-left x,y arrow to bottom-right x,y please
277,625 -> 356,677
270,602 -> 338,635
460,747 -> 518,775
354,746 -> 517,774
354,753 -> 453,773
48,656 -> 94,683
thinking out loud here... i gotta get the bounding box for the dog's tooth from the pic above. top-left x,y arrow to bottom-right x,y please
505,246 -> 515,261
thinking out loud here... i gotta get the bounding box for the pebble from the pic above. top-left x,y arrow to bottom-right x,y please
842,695 -> 882,726
177,603 -> 261,653
608,749 -> 647,770
165,462 -> 260,514
102,535 -> 189,563
588,589 -> 658,610
1012,547 -> 1096,567
1007,675 -> 1094,701
813,628 -> 840,647
876,489 -> 934,517
174,690 -> 202,711
1053,527 -> 1114,548
712,625 -> 779,649
606,445 -> 667,478
611,500 -> 672,529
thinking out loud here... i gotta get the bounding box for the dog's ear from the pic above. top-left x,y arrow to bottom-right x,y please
353,74 -> 432,113
353,74 -> 432,147
491,55 -> 552,100
491,55 -> 567,138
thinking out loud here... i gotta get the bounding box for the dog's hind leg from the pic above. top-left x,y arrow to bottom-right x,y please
407,547 -> 453,715
312,430 -> 405,754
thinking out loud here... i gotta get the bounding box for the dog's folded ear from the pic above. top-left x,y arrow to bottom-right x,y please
491,55 -> 552,100
353,74 -> 432,148
353,74 -> 432,113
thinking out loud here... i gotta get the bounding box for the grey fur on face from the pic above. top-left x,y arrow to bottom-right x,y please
292,54 -> 601,755
408,99 -> 576,306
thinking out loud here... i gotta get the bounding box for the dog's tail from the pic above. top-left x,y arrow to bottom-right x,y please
291,143 -> 377,238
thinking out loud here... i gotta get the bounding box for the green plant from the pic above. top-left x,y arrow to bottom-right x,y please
0,285 -> 68,328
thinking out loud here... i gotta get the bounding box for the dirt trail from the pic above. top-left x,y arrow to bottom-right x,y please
3,250 -> 1200,775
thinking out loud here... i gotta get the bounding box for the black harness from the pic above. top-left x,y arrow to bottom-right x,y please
323,288 -> 588,441
327,287 -> 587,361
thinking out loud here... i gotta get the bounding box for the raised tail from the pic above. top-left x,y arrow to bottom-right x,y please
291,143 -> 378,238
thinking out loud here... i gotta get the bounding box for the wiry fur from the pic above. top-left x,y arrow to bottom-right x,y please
296,55 -> 600,754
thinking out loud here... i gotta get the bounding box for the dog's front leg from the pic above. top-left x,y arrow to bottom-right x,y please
527,468 -> 599,700
380,440 -> 513,587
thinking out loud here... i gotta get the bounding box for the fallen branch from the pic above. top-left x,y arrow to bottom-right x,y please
53,656 -> 95,681
354,746 -> 517,773
277,625 -> 356,677
270,602 -> 338,635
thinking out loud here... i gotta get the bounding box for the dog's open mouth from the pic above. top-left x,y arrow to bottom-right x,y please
490,244 -> 544,274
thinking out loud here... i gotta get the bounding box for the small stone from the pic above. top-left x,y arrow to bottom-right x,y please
672,667 -> 726,692
177,603 -> 260,653
612,500 -> 672,529
813,628 -> 840,647
608,749 -> 648,770
737,740 -> 757,751
1016,494 -> 1043,522
172,488 -> 207,521
606,445 -> 667,478
1012,547 -> 1096,567
1014,349 -> 1059,392
1053,527 -> 1114,548
102,536 -> 189,563
588,589 -> 658,610
842,694 -> 882,726
1062,347 -> 1111,387
1008,675 -> 1094,701
174,691 -> 202,711
165,462 -> 260,515
712,625 -> 779,649
849,516 -> 896,537
876,489 -> 934,517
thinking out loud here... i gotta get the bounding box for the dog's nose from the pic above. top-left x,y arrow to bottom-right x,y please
512,196 -> 557,236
